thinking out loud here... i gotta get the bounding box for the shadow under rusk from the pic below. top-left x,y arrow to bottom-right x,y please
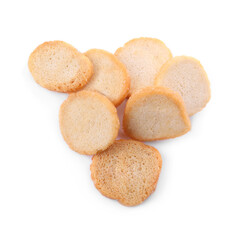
116,99 -> 130,139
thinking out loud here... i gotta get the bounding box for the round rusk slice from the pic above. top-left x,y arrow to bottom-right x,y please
155,56 -> 211,116
115,37 -> 172,96
59,91 -> 120,155
83,49 -> 130,106
90,140 -> 162,206
28,41 -> 93,92
123,87 -> 191,141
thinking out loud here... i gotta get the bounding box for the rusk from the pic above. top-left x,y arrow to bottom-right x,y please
28,41 -> 93,92
115,37 -> 172,96
91,140 -> 162,206
59,91 -> 119,155
83,49 -> 130,106
123,87 -> 191,141
155,56 -> 211,116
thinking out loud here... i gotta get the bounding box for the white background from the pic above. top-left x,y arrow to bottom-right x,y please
0,0 -> 234,239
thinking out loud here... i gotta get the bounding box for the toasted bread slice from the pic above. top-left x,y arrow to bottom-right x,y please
28,41 -> 93,92
83,49 -> 130,106
59,91 -> 119,155
90,139 -> 162,206
115,37 -> 172,96
123,87 -> 191,141
155,56 -> 211,116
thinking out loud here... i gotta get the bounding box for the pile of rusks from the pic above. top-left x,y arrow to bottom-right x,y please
28,38 -> 211,206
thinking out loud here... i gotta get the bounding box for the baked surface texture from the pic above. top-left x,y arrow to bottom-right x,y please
90,139 -> 162,206
123,87 -> 191,141
83,49 -> 130,106
155,56 -> 211,116
59,91 -> 119,155
115,37 -> 172,96
28,41 -> 93,92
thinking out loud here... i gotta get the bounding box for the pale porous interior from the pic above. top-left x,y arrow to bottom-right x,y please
116,38 -> 171,94
91,140 -> 161,206
60,93 -> 118,154
29,42 -> 90,91
126,94 -> 188,140
157,57 -> 210,116
84,50 -> 127,105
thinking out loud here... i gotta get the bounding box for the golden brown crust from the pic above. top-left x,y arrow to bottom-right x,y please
83,49 -> 130,106
90,139 -> 162,206
115,37 -> 172,56
59,90 -> 119,155
28,41 -> 93,93
155,56 -> 211,116
123,86 -> 191,141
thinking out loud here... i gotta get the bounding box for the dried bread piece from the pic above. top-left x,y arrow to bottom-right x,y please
115,37 -> 172,96
155,56 -> 211,116
28,41 -> 93,92
123,87 -> 191,141
59,91 -> 119,155
90,140 -> 162,206
83,49 -> 130,106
